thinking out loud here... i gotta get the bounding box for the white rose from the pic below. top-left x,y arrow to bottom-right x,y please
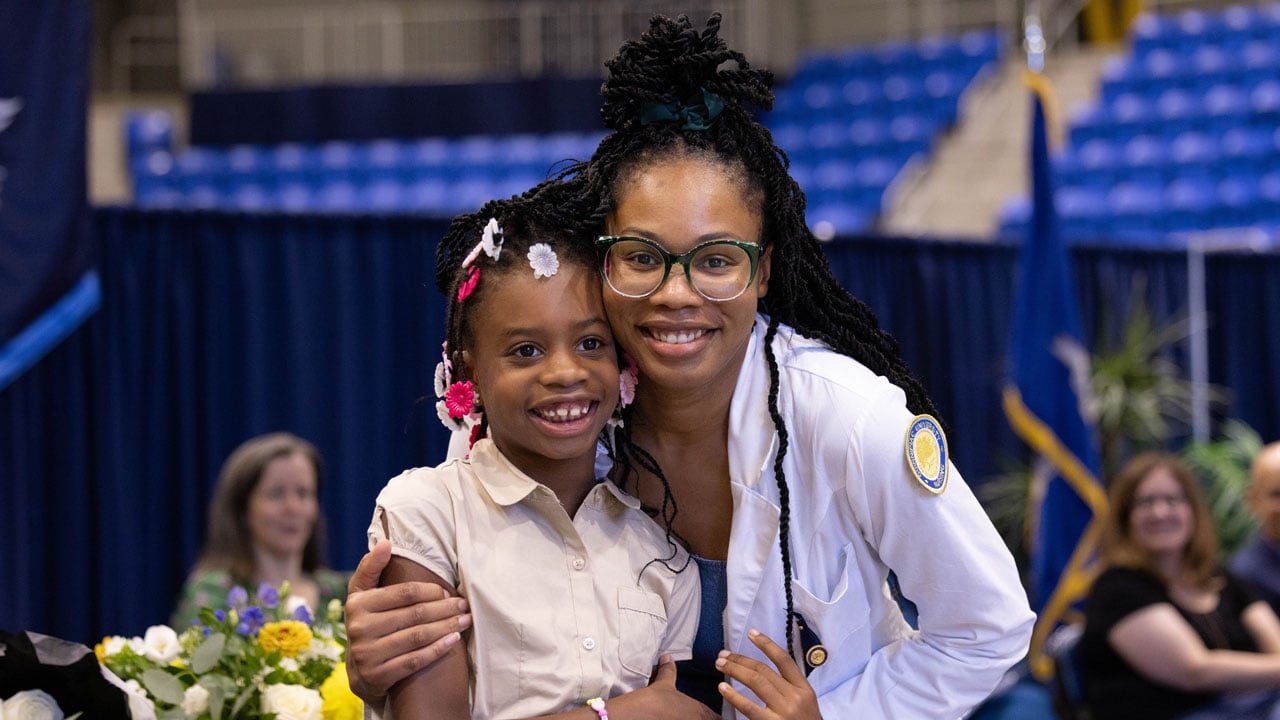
1,689 -> 64,720
181,684 -> 209,716
142,625 -> 182,664
260,685 -> 322,720
126,636 -> 146,655
103,636 -> 128,657
279,657 -> 299,672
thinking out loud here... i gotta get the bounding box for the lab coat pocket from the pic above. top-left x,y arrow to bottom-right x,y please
788,543 -> 871,694
617,586 -> 667,678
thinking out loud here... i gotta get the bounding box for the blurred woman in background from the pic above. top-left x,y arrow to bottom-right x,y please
1081,452 -> 1280,720
171,432 -> 347,628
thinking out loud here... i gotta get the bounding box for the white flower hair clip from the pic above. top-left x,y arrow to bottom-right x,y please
462,217 -> 504,269
527,243 -> 559,279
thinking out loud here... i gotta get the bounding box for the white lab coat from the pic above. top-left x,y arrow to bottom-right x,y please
720,316 -> 1034,719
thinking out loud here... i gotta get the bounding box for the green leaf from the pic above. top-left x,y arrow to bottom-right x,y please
192,632 -> 227,674
142,667 -> 186,705
230,684 -> 257,717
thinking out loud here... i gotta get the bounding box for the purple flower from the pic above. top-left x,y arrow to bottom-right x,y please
236,621 -> 252,636
201,626 -> 212,636
257,583 -> 279,609
242,606 -> 265,632
227,586 -> 249,608
291,604 -> 313,624
214,609 -> 226,622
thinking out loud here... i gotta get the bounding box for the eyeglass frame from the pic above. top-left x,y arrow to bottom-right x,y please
595,235 -> 763,302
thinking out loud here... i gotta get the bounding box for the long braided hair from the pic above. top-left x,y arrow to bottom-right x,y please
579,13 -> 942,658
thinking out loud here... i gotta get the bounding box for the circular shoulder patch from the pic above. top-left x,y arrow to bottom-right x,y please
904,414 -> 948,494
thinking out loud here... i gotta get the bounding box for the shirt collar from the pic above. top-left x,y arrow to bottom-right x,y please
467,437 -> 639,510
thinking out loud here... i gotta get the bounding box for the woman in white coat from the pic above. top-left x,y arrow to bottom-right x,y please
345,14 -> 1033,719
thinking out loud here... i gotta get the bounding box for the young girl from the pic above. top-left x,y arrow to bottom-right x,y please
367,187 -> 706,720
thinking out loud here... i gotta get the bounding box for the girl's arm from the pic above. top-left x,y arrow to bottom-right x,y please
345,541 -> 471,705
1109,602 -> 1280,692
381,556 -> 471,720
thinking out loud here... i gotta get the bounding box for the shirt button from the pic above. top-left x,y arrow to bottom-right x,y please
572,557 -> 585,570
583,637 -> 596,651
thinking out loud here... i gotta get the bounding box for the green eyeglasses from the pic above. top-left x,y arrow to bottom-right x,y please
597,236 -> 762,302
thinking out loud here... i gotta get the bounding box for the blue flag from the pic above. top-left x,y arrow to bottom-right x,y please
1002,74 -> 1107,679
0,0 -> 99,390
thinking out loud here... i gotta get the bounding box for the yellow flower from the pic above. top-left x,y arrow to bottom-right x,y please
258,620 -> 313,658
320,662 -> 363,720
94,637 -> 110,663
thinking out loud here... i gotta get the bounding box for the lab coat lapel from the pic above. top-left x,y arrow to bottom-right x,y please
726,317 -> 782,652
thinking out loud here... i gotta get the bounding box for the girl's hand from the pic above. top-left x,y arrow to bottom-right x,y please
603,654 -> 722,720
715,629 -> 822,720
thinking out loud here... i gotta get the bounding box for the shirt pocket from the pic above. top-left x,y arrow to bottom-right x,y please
788,542 -> 872,694
617,586 -> 668,678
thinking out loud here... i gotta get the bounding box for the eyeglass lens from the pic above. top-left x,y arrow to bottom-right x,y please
603,239 -> 754,300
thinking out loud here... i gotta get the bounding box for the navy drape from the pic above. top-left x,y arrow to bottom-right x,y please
2,209 -> 1277,644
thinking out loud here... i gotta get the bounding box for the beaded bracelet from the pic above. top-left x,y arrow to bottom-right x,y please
586,697 -> 608,719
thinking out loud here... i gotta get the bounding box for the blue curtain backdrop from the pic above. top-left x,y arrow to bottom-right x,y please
2,209 -> 1277,644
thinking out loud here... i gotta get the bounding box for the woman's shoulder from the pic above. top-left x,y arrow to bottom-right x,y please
768,321 -> 908,415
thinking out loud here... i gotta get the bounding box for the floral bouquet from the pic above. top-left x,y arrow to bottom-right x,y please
96,583 -> 361,720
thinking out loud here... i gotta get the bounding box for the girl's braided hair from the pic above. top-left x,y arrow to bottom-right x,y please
433,179 -> 599,442
578,12 -> 942,658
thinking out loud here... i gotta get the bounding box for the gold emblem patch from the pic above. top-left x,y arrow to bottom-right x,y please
905,415 -> 948,494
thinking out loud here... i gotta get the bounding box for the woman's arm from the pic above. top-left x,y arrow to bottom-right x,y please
381,556 -> 471,720
344,541 -> 473,704
1109,602 -> 1280,692
1244,600 -> 1280,654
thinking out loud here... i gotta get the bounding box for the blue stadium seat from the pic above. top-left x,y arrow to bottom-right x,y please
454,135 -> 505,170
404,178 -> 449,213
1108,181 -> 1166,239
1068,102 -> 1111,146
1057,186 -> 1109,241
1110,93 -> 1157,135
1131,13 -> 1179,58
1251,80 -> 1280,122
124,110 -> 174,160
363,179 -> 407,212
1219,126 -> 1274,175
364,139 -> 413,184
1203,84 -> 1251,129
228,183 -> 271,212
1218,175 -> 1262,226
1169,131 -> 1219,173
315,180 -> 361,213
275,183 -> 315,212
841,78 -> 879,113
1077,138 -> 1123,183
1154,87 -> 1199,135
1121,134 -> 1166,184
225,144 -> 269,181
1165,177 -> 1218,233
1141,50 -> 1187,93
184,184 -> 224,210
847,118 -> 890,150
1241,41 -> 1280,88
271,143 -> 319,185
807,203 -> 872,240
1189,45 -> 1232,89
1099,56 -> 1142,102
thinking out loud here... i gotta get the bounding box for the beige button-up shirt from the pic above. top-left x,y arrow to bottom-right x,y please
370,438 -> 700,720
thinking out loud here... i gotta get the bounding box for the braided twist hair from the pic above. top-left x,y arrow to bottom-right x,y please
581,13 -> 942,659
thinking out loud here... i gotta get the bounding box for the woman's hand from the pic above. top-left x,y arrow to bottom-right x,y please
344,540 -> 472,703
715,629 -> 821,720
